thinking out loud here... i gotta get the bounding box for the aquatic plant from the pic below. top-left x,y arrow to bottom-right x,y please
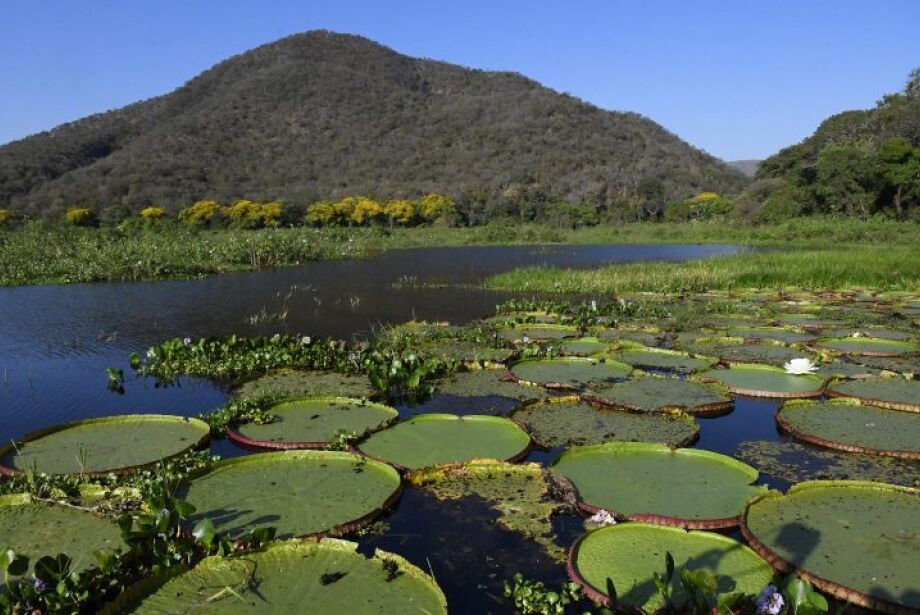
503,572 -> 582,615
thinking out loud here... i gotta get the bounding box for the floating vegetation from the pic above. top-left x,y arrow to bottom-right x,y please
509,357 -> 631,390
232,368 -> 376,399
103,539 -> 448,614
359,414 -> 531,470
511,396 -> 699,448
815,336 -> 920,357
777,398 -> 920,459
849,354 -> 920,376
822,327 -> 916,341
583,376 -> 733,416
685,338 -> 808,366
432,368 -> 538,401
227,397 -> 398,450
551,442 -> 766,529
742,481 -> 920,614
0,494 -> 123,585
607,344 -> 718,374
699,363 -> 825,398
413,339 -> 516,365
723,326 -> 818,344
179,450 -> 401,538
568,522 -> 773,612
557,337 -> 609,356
734,440 -> 920,487
495,323 -> 579,342
407,460 -> 571,561
0,415 -> 211,475
826,375 -> 920,413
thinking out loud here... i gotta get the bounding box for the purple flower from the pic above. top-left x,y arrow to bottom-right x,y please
756,585 -> 785,615
33,578 -> 47,592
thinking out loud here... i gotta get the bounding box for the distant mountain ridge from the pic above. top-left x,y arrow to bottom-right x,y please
727,160 -> 760,177
0,30 -> 747,219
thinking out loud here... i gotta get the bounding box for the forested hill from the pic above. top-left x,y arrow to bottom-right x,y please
0,30 -> 746,221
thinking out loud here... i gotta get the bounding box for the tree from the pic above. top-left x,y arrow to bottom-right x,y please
384,200 -> 415,226
351,198 -> 383,225
815,142 -> 876,217
139,206 -> 167,221
906,67 -> 920,100
178,200 -> 222,226
878,137 -> 920,219
305,201 -> 335,226
635,177 -> 666,220
64,207 -> 97,226
417,193 -> 456,222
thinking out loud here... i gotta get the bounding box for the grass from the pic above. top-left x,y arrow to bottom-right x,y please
2,217 -> 919,287
486,246 -> 920,294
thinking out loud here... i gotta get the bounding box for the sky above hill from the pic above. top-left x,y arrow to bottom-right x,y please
1,0 -> 918,160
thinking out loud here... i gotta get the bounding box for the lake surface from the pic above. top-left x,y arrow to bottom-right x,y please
1,242 -> 764,613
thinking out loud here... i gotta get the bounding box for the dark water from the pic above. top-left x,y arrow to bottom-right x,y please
0,242 -> 773,613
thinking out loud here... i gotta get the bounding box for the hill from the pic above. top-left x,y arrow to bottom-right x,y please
727,159 -> 760,177
0,31 -> 746,222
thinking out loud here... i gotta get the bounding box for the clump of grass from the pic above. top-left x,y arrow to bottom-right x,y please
486,246 -> 920,293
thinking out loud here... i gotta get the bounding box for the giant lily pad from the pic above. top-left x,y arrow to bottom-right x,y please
850,355 -> 920,376
683,337 -> 808,366
227,397 -> 398,450
232,369 -> 376,399
823,327 -> 915,341
496,323 -> 579,341
776,398 -> 920,459
606,345 -> 717,374
742,481 -> 920,614
583,377 -> 733,416
724,326 -> 817,344
568,523 -> 774,612
558,337 -> 609,356
179,450 -> 401,538
0,494 -> 122,586
358,414 -> 531,470
0,415 -> 211,475
815,337 -> 919,357
433,368 -> 539,401
408,460 -> 570,561
826,376 -> 920,413
511,397 -> 699,448
699,364 -> 825,398
415,339 -> 516,365
552,442 -> 766,529
103,539 -> 447,614
509,357 -> 632,390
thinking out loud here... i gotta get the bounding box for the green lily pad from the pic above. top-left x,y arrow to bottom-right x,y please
724,326 -> 817,344
0,415 -> 211,475
583,377 -> 733,416
358,414 -> 531,470
509,357 -> 632,390
228,397 -> 398,450
568,523 -> 774,612
684,339 -> 807,366
511,397 -> 699,448
0,494 -> 122,587
734,439 -> 920,488
558,337 -> 609,356
823,327 -> 915,341
179,450 -> 401,538
827,376 -> 920,413
777,398 -> 920,459
742,481 -> 920,613
552,442 -> 766,528
103,539 -> 447,614
592,329 -> 660,347
415,339 -> 516,365
771,313 -> 844,328
699,364 -> 825,398
606,345 -> 717,374
432,368 -> 540,401
408,460 -> 569,561
496,323 -> 579,341
815,336 -> 920,357
814,360 -> 881,380
232,369 -> 376,399
849,355 -> 920,376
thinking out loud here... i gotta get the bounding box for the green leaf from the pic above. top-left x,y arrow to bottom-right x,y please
191,519 -> 215,548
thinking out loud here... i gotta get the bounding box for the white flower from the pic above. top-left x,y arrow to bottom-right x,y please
522,336 -> 531,344
591,300 -> 597,312
587,510 -> 617,526
300,336 -> 312,346
784,358 -> 817,375
755,585 -> 785,615
182,337 -> 192,347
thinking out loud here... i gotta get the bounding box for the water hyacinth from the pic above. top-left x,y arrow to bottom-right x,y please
784,358 -> 817,375
755,584 -> 785,615
587,510 -> 617,526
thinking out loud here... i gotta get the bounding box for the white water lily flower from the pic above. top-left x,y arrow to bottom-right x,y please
784,358 -> 818,375
587,510 -> 617,526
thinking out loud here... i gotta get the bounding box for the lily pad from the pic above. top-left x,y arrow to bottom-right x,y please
822,327 -> 915,341
552,442 -> 766,529
358,414 -> 531,470
407,460 -> 570,561
583,377 -> 733,416
815,337 -> 920,357
742,481 -> 920,614
776,398 -> 920,459
724,326 -> 817,344
568,523 -> 774,612
433,368 -> 539,401
607,345 -> 717,374
0,494 -> 122,587
684,339 -> 808,366
849,355 -> 920,377
509,357 -> 632,390
232,369 -> 376,399
814,360 -> 881,380
511,397 -> 699,448
558,337 -> 609,356
227,397 -> 398,450
179,450 -> 401,538
0,415 -> 211,475
103,539 -> 447,614
415,339 -> 516,365
699,364 -> 825,398
826,377 -> 920,413
496,323 -> 579,341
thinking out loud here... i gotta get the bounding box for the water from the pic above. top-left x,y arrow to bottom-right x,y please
0,242 -> 765,613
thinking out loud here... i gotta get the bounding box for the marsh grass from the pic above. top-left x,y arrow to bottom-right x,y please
486,246 -> 920,293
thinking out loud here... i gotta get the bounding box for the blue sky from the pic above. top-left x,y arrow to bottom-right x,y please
1,1 -> 918,159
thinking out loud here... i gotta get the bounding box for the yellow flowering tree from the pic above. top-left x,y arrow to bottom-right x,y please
351,198 -> 383,225
64,208 -> 97,226
331,197 -> 358,226
259,201 -> 284,227
384,200 -> 416,226
305,201 -> 335,226
178,200 -> 222,226
139,206 -> 167,221
417,193 -> 456,223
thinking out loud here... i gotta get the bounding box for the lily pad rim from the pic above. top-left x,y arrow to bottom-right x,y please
582,375 -> 735,417
826,377 -> 920,414
0,414 -> 212,477
507,356 -> 634,391
699,363 -> 827,399
811,336 -> 920,357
